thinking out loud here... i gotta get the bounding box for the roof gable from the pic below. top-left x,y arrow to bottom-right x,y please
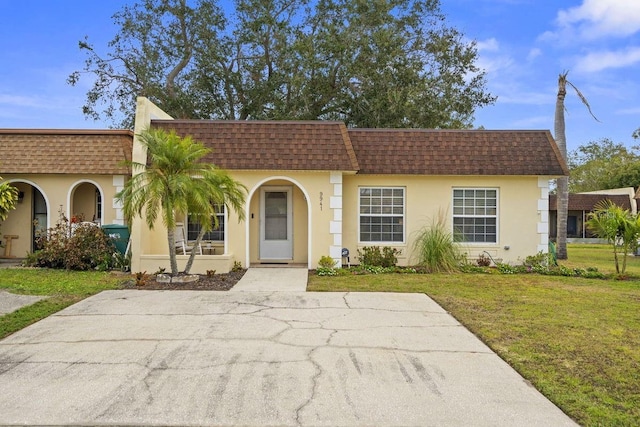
151,120 -> 360,171
0,129 -> 133,175
347,129 -> 568,176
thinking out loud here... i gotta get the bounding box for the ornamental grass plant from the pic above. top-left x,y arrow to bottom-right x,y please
412,215 -> 463,273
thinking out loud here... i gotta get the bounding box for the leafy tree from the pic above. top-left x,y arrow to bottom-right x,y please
568,139 -> 640,192
586,200 -> 640,274
554,71 -> 599,260
116,128 -> 246,275
69,0 -> 495,128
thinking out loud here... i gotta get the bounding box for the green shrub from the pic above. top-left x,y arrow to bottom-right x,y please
317,255 -> 339,276
459,264 -> 490,274
24,210 -> 116,271
412,218 -> 463,273
496,263 -> 527,274
357,246 -> 400,268
317,267 -> 338,276
523,251 -> 554,269
318,255 -> 337,269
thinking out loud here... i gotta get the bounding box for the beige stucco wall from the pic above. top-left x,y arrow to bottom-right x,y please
0,174 -> 127,257
129,97 -> 551,273
133,169 -> 339,274
342,174 -> 550,266
132,170 -> 550,273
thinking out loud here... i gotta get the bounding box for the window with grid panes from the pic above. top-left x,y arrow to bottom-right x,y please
187,204 -> 225,242
452,189 -> 497,243
359,187 -> 404,242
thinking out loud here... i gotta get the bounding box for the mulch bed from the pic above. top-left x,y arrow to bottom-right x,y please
120,269 -> 247,291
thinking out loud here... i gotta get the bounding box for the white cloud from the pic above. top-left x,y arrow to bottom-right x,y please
0,94 -> 44,108
476,55 -> 514,75
476,38 -> 500,52
616,107 -> 640,115
497,91 -> 552,106
527,48 -> 542,61
511,115 -> 551,128
556,0 -> 640,40
574,47 -> 640,72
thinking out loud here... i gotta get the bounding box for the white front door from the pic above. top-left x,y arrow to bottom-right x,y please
260,186 -> 293,260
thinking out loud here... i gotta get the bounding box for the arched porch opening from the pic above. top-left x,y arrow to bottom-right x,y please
2,180 -> 49,256
246,177 -> 311,268
69,181 -> 103,224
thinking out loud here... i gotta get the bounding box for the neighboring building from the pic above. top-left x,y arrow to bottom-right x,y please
0,129 -> 132,257
130,97 -> 567,273
549,189 -> 636,241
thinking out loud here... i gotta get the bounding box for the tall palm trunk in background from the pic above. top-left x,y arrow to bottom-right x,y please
554,71 -> 599,259
554,73 -> 569,259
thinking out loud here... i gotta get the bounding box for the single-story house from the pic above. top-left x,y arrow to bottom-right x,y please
129,97 -> 567,273
0,97 -> 568,271
549,189 -> 636,241
0,129 -> 132,257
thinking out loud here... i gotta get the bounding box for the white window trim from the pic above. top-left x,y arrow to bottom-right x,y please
358,186 -> 406,245
187,204 -> 227,243
452,187 -> 499,245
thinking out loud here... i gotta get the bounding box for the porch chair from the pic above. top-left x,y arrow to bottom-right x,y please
174,223 -> 203,255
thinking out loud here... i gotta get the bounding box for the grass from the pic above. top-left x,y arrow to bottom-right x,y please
308,244 -> 640,426
561,243 -> 640,276
0,269 -> 124,339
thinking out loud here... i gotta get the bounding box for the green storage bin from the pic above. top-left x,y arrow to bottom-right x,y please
102,224 -> 130,255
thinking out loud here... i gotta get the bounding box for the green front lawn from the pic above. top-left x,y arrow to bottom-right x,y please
308,244 -> 640,426
0,269 -> 123,340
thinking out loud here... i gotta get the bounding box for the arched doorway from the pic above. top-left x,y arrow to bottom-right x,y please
70,181 -> 103,224
3,180 -> 49,255
246,177 -> 310,267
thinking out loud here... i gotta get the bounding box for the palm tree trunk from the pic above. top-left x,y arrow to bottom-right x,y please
184,226 -> 207,274
167,228 -> 179,275
555,73 -> 569,260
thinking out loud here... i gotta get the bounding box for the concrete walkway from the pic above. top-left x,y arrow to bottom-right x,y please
0,289 -> 577,426
0,263 -> 47,315
0,290 -> 46,315
231,267 -> 308,291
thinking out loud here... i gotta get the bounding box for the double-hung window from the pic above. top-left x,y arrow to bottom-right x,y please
453,188 -> 497,243
359,187 -> 404,243
187,204 -> 225,242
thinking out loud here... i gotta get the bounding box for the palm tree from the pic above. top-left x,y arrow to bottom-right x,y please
0,176 -> 18,221
554,71 -> 598,259
586,200 -> 640,274
116,128 -> 246,275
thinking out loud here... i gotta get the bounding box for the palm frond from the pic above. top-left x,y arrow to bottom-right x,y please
565,79 -> 600,122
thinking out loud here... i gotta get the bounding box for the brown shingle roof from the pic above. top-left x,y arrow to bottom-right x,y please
151,120 -> 360,171
549,194 -> 632,211
347,129 -> 568,175
0,129 -> 133,175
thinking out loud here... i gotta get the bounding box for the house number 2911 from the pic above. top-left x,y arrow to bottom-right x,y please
319,192 -> 323,211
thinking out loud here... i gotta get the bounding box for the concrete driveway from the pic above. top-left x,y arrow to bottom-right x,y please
0,290 -> 577,426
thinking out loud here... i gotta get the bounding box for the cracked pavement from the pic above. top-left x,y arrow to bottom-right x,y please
0,290 -> 577,426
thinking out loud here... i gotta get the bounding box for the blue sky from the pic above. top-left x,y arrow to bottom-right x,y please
1,0 -> 638,153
